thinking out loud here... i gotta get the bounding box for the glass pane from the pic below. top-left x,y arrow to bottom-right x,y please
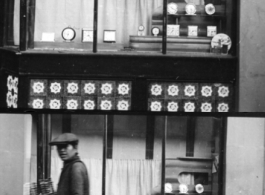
109,115 -> 162,195
97,0 -> 163,54
50,114 -> 104,195
165,117 -> 222,195
166,0 -> 232,55
34,0 -> 94,51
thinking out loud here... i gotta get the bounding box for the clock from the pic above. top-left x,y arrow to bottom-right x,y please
139,25 -> 145,31
138,25 -> 145,36
205,3 -> 215,15
167,2 -> 178,14
151,27 -> 160,36
62,27 -> 76,41
82,29 -> 93,42
185,3 -> 196,15
167,25 -> 180,36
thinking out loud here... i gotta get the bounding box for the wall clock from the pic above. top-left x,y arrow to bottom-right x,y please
62,27 -> 76,42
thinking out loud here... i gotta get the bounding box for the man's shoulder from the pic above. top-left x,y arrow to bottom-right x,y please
72,161 -> 87,171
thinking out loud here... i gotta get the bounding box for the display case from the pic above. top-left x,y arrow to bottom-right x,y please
0,0 -> 238,56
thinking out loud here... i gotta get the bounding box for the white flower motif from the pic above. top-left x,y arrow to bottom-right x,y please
84,83 -> 96,94
66,99 -> 78,109
218,86 -> 229,98
7,76 -> 13,91
150,101 -> 162,112
13,77 -> 19,94
32,99 -> 44,109
50,82 -> 61,94
49,99 -> 61,109
117,100 -> 129,110
201,102 -> 212,112
117,84 -> 130,95
84,100 -> 96,110
101,83 -> 113,95
201,86 -> 213,97
167,102 -> 179,112
151,84 -> 163,96
184,102 -> 196,112
100,100 -> 112,110
12,94 -> 18,108
167,85 -> 179,96
67,82 -> 79,94
184,85 -> 196,97
217,103 -> 229,112
6,91 -> 13,108
32,82 -> 45,94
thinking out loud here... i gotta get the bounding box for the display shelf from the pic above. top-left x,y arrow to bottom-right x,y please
166,157 -> 213,161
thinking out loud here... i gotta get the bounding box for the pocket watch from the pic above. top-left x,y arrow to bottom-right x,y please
151,27 -> 160,36
167,2 -> 178,14
62,27 -> 76,41
185,3 -> 196,15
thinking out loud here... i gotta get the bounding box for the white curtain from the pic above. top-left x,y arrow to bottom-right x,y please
51,156 -> 161,195
33,0 -> 162,44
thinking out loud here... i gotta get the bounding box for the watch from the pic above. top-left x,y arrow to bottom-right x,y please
62,27 -> 76,41
167,2 -> 178,14
151,27 -> 160,36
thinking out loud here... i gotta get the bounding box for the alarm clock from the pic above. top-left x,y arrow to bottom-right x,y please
138,25 -> 145,36
151,27 -> 160,36
205,3 -> 215,15
185,3 -> 196,15
62,27 -> 76,42
167,2 -> 178,14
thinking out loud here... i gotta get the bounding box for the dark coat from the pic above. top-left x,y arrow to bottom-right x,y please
57,155 -> 89,195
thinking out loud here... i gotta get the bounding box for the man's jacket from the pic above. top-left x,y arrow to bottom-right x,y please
57,155 -> 89,195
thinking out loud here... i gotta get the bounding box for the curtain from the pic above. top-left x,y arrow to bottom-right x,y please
32,0 -> 162,44
51,156 -> 161,195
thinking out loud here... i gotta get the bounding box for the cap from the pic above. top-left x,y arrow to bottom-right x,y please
49,133 -> 79,145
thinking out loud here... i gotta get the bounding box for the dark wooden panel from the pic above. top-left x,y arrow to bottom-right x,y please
62,114 -> 71,133
18,54 -> 237,82
146,115 -> 155,159
0,0 -> 5,46
20,0 -> 28,51
0,49 -> 19,73
186,117 -> 196,157
107,115 -> 114,159
28,0 -> 36,49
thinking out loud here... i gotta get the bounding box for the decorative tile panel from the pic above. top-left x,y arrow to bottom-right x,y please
29,79 -> 132,111
148,82 -> 234,112
6,75 -> 19,108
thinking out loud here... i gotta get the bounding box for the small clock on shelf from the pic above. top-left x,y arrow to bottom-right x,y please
205,3 -> 215,15
151,27 -> 160,36
167,2 -> 178,15
138,25 -> 145,36
82,29 -> 93,42
185,3 -> 196,15
103,30 -> 116,43
62,27 -> 76,42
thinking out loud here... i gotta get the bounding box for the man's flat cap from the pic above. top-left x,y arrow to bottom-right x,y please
49,133 -> 79,145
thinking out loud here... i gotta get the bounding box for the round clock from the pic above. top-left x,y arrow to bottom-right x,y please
62,27 -> 76,41
195,184 -> 204,194
167,2 -> 178,14
139,25 -> 145,31
151,27 -> 160,36
205,3 -> 215,15
185,3 -> 196,15
211,33 -> 232,50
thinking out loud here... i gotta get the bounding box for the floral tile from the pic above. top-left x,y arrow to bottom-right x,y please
48,80 -> 64,96
64,97 -> 81,110
64,80 -> 81,96
116,98 -> 131,111
165,100 -> 182,112
215,101 -> 231,112
82,97 -> 97,110
47,97 -> 63,109
29,97 -> 46,109
149,83 -> 164,98
182,83 -> 198,99
116,82 -> 131,97
199,84 -> 214,99
98,97 -> 115,110
148,99 -> 164,112
165,83 -> 182,99
30,79 -> 47,96
99,81 -> 115,97
81,81 -> 98,96
214,84 -> 232,99
198,100 -> 214,112
182,100 -> 197,112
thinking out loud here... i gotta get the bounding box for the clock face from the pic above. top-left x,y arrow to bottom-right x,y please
151,27 -> 160,36
205,3 -> 215,15
138,25 -> 145,31
167,3 -> 178,14
185,3 -> 196,15
82,30 -> 93,42
62,27 -> 76,41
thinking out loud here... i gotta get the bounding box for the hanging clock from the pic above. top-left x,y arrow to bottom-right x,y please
151,27 -> 160,36
62,27 -> 76,42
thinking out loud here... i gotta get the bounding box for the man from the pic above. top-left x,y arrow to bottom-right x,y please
50,133 -> 89,195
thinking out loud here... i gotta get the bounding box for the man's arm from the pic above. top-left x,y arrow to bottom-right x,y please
71,162 -> 88,195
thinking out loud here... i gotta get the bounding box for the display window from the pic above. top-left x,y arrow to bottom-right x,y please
25,114 -> 224,195
2,0 -> 237,56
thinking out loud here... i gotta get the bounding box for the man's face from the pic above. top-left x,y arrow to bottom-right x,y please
57,144 -> 77,161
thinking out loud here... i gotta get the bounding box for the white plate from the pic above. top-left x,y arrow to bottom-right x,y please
195,184 -> 204,194
211,33 -> 232,50
205,3 -> 215,15
185,3 -> 196,15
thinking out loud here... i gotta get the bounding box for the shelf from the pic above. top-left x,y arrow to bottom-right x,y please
166,157 -> 213,161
